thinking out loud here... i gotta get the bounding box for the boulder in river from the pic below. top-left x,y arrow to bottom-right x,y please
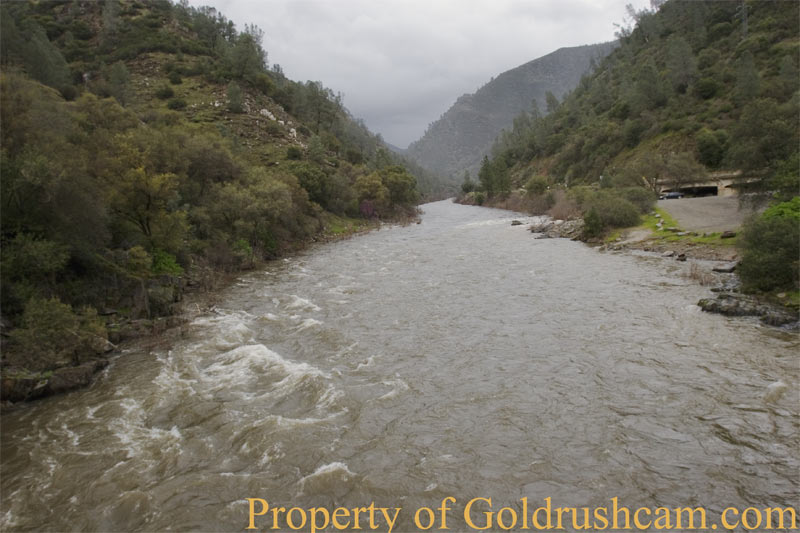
712,262 -> 737,273
698,293 -> 798,326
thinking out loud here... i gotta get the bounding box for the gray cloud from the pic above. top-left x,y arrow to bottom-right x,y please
188,0 -> 651,147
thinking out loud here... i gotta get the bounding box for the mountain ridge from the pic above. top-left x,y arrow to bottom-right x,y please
406,42 -> 618,184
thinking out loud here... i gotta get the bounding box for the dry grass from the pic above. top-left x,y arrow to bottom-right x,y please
684,261 -> 716,286
547,191 -> 581,220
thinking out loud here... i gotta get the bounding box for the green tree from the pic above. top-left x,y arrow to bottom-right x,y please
545,91 -> 560,113
109,61 -> 130,106
735,51 -> 760,103
227,81 -> 243,113
666,35 -> 697,93
737,198 -> 800,292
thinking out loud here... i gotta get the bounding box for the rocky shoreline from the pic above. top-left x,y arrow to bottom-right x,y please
524,217 -> 799,328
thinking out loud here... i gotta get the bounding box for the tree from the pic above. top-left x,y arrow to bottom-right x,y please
666,35 -> 697,93
109,61 -> 130,106
737,198 -> 800,292
735,51 -> 759,103
227,81 -> 243,113
545,91 -> 560,113
778,55 -> 799,101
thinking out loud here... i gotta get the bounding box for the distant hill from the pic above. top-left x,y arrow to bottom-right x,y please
478,0 -> 799,198
406,42 -> 618,183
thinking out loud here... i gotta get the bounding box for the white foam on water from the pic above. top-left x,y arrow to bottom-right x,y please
110,398 -> 183,459
378,378 -> 409,400
192,312 -> 254,348
295,318 -> 323,332
764,381 -> 788,403
356,356 -> 376,370
286,295 -> 321,311
61,424 -> 80,447
299,462 -> 355,486
201,345 -> 330,401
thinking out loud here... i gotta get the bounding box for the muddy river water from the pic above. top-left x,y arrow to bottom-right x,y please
1,200 -> 797,531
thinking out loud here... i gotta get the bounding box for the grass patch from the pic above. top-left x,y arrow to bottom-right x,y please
604,229 -> 623,243
689,232 -> 738,246
638,208 -> 737,247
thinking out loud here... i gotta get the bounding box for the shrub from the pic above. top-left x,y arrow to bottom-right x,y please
577,190 -> 642,238
547,191 -> 581,220
525,175 -> 548,195
227,81 -> 243,113
696,128 -> 726,167
737,198 -> 800,292
474,191 -> 485,205
8,297 -> 107,371
168,71 -> 182,84
583,208 -> 604,239
167,97 -> 186,110
151,249 -> 183,275
695,77 -> 719,99
618,187 -> 657,213
286,146 -> 303,160
155,84 -> 174,99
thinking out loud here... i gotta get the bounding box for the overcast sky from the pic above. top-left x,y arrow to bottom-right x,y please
188,0 -> 651,148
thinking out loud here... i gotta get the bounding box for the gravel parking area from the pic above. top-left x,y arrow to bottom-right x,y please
657,196 -> 761,233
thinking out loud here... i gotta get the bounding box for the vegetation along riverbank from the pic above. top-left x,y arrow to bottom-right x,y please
455,0 -> 798,328
0,0 -> 427,405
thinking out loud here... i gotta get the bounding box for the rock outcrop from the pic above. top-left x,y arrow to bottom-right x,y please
698,293 -> 798,326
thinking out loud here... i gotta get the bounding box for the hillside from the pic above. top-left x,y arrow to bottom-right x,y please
479,0 -> 798,198
406,42 -> 618,184
0,0 -> 432,392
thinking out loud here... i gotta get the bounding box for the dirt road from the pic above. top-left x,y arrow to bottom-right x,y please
657,196 -> 761,233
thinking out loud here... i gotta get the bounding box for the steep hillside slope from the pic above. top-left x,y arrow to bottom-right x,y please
406,42 -> 617,182
0,0 -> 427,393
480,0 -> 798,197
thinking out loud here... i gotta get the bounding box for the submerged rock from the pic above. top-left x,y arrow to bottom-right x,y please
698,293 -> 798,326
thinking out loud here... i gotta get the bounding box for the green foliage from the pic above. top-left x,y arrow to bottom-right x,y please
461,175 -> 476,194
0,0 -> 423,336
479,0 -> 798,198
227,81 -> 243,113
525,175 -> 549,196
286,146 -> 303,160
167,97 -> 186,110
151,249 -> 184,276
573,189 -> 642,238
617,187 -> 657,214
694,78 -> 718,99
108,61 -> 130,106
583,208 -> 604,239
696,128 -> 728,168
155,84 -> 174,99
737,199 -> 800,292
766,154 -> 800,203
8,297 -> 107,372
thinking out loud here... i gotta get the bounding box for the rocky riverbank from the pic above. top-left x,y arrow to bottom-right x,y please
523,217 -> 798,328
0,214 -> 417,409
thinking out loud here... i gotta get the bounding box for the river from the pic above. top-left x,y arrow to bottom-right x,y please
1,200 -> 797,531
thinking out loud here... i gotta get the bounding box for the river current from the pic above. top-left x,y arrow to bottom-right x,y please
1,200 -> 798,531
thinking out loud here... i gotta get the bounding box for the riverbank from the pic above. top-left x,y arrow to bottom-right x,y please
527,213 -> 798,327
0,211 -> 419,408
